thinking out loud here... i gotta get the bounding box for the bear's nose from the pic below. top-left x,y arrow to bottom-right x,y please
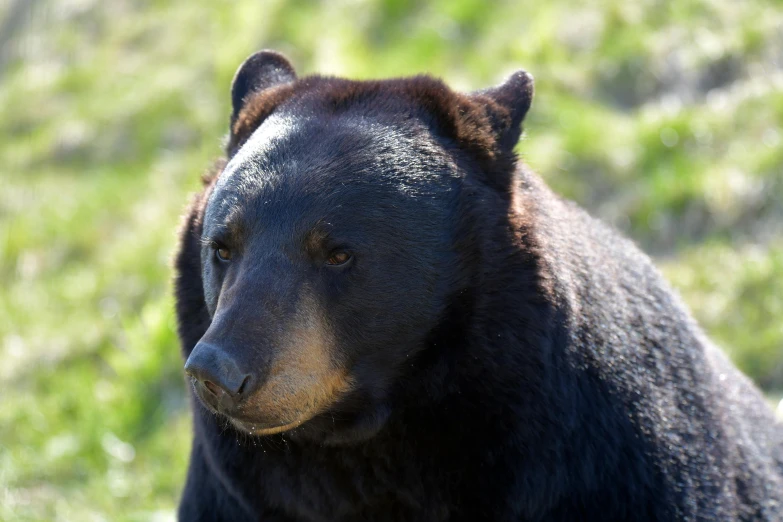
184,342 -> 252,410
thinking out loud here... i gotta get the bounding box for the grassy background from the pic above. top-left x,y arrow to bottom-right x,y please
1,0 -> 782,519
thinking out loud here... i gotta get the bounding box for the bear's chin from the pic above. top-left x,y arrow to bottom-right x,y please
218,400 -> 392,445
223,401 -> 393,446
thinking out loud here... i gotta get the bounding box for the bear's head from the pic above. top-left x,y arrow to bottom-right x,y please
183,50 -> 534,445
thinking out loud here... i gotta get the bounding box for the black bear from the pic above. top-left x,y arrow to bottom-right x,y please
174,50 -> 783,521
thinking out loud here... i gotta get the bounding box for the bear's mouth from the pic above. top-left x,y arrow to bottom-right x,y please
191,379 -> 319,436
229,417 -> 308,436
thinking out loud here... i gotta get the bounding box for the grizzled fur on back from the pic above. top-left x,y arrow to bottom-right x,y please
174,51 -> 783,521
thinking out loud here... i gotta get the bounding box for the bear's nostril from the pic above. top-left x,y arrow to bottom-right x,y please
237,374 -> 251,396
203,380 -> 222,397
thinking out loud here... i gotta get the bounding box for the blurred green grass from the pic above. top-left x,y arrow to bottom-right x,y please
1,0 -> 782,519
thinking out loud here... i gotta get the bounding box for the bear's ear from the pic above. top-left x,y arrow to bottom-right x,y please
230,50 -> 297,125
473,70 -> 534,153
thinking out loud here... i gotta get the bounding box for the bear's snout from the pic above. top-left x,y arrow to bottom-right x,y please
185,285 -> 354,435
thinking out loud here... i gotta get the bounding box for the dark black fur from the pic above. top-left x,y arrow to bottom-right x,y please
174,51 -> 783,521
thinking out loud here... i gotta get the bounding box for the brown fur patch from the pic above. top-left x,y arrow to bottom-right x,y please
239,289 -> 353,427
226,75 -> 518,178
229,83 -> 299,156
200,157 -> 228,186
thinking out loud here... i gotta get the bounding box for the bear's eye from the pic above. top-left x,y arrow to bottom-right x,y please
211,242 -> 232,262
326,251 -> 352,266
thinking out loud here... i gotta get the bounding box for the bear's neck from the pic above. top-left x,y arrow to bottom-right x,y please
394,165 -> 572,423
